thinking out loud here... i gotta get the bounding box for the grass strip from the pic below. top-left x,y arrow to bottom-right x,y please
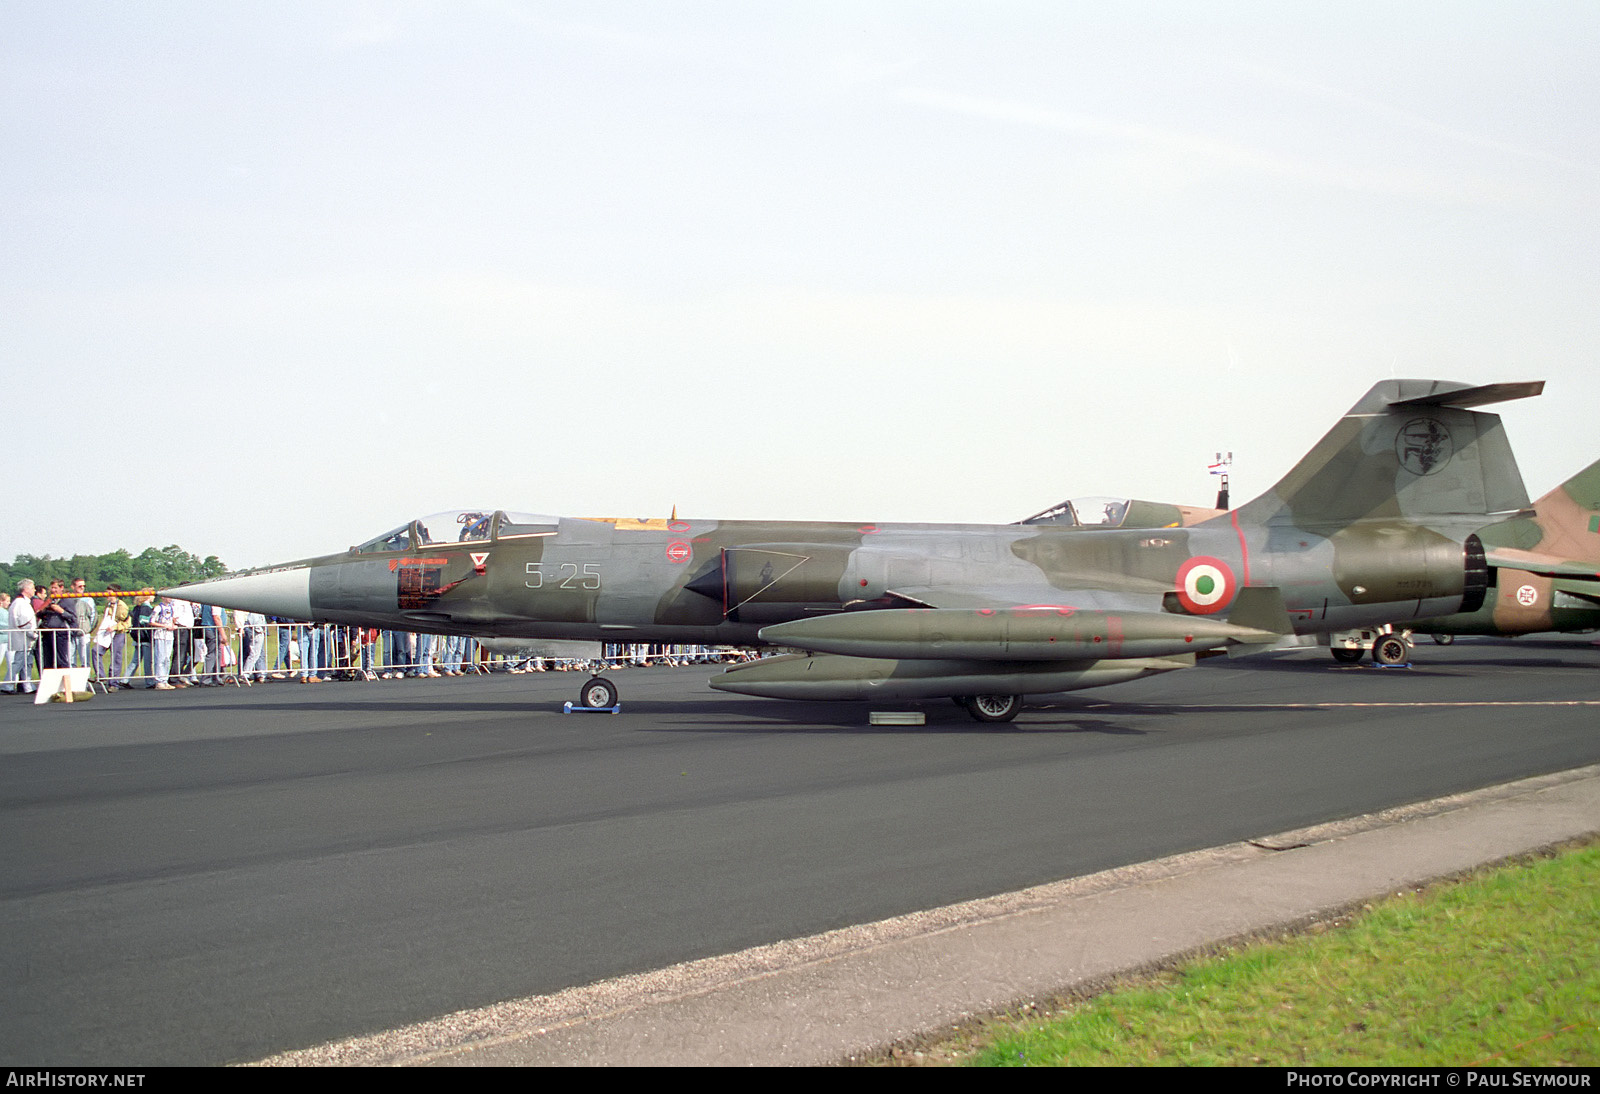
959,839 -> 1599,1066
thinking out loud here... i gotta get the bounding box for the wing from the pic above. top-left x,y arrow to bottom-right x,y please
1484,548 -> 1600,581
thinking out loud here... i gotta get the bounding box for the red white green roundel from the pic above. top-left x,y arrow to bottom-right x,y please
1175,556 -> 1236,614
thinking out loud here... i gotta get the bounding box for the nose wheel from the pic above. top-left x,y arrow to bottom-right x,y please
579,676 -> 618,709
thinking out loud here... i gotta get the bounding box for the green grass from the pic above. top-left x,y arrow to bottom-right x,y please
956,840 -> 1600,1066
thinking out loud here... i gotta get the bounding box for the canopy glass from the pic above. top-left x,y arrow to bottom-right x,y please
353,510 -> 561,553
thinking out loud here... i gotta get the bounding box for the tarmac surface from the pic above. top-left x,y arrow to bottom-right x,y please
2,639 -> 1598,1065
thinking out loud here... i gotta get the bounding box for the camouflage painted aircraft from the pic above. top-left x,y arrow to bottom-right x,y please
1404,456 -> 1600,646
171,379 -> 1543,722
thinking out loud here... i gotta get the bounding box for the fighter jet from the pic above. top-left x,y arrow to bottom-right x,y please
171,379 -> 1542,722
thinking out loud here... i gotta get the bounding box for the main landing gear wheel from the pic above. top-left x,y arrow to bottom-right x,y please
1372,635 -> 1409,665
964,694 -> 1022,723
1431,633 -> 1454,645
579,676 -> 618,709
1331,647 -> 1364,663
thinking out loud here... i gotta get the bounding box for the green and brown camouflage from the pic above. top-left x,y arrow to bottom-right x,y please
171,379 -> 1546,721
1409,456 -> 1600,638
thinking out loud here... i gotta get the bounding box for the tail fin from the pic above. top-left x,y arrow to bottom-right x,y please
1234,380 -> 1541,531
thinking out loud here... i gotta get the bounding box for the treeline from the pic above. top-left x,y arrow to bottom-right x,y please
1,546 -> 229,592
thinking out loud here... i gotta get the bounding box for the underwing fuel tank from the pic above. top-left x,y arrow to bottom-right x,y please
757,606 -> 1280,661
708,652 -> 1194,701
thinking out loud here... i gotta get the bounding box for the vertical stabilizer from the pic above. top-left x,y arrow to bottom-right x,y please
1234,380 -> 1540,530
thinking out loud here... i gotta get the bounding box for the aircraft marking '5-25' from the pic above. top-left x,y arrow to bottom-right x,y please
172,379 -> 1550,722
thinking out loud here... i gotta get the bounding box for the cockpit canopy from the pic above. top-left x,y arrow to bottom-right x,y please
353,510 -> 560,554
1019,496 -> 1133,528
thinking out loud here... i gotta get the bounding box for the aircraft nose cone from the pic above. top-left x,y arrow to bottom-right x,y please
164,566 -> 313,619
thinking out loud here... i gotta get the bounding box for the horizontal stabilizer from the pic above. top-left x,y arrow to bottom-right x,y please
1553,580 -> 1600,607
1387,381 -> 1544,410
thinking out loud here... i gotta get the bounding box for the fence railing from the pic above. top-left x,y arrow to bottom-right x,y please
2,622 -> 753,692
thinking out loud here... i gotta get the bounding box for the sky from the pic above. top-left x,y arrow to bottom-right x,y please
4,1 -> 1597,570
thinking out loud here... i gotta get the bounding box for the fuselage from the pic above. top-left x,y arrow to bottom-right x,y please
174,508 -> 1481,646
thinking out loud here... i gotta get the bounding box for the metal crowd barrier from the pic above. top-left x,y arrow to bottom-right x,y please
3,618 -> 754,692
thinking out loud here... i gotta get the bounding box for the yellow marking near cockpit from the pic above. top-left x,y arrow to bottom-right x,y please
578,517 -> 672,531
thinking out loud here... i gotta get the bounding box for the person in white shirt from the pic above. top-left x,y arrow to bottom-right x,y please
171,598 -> 198,686
149,597 -> 179,690
238,610 -> 267,683
7,581 -> 39,694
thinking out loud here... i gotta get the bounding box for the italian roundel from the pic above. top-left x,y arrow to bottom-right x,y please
1175,556 -> 1236,615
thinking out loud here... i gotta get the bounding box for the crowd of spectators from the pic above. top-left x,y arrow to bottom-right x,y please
3,579 -> 752,696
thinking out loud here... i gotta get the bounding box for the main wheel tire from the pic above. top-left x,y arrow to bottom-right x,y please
579,676 -> 618,709
964,694 -> 1022,723
1373,636 -> 1409,665
1331,647 -> 1364,663
1430,633 -> 1454,645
